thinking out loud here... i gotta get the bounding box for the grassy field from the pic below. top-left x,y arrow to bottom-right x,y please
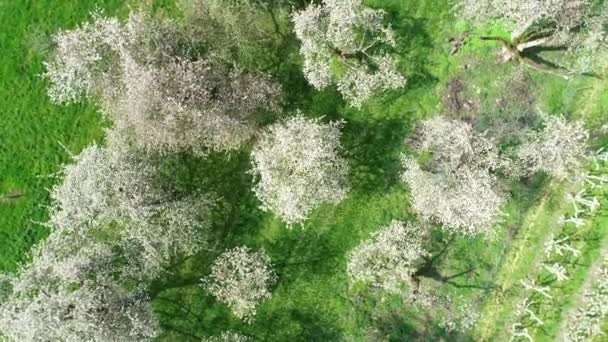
0,0 -> 122,272
1,0 -> 607,341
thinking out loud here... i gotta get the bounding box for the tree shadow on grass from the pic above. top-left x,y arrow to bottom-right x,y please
255,308 -> 343,341
342,118 -> 412,194
158,150 -> 266,242
268,227 -> 347,285
354,294 -> 470,342
153,287 -> 238,342
386,10 -> 440,91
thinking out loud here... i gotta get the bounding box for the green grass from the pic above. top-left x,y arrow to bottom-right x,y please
0,0 -> 126,272
1,0 -> 607,341
0,0 -> 182,272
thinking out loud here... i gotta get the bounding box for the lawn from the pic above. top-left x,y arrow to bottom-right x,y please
0,0 -> 607,341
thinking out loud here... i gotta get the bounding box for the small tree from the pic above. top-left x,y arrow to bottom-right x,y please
515,115 -> 589,180
401,117 -> 506,237
292,0 -> 406,108
250,115 -> 350,225
347,220 -> 429,293
203,331 -> 252,342
204,246 -> 276,322
455,0 -> 591,36
453,0 -> 608,75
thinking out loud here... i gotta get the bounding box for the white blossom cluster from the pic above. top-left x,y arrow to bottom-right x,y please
0,281 -> 158,342
49,141 -> 159,232
110,57 -> 281,156
438,301 -> 480,334
250,115 -> 350,225
566,3 -> 608,74
124,194 -> 214,277
409,288 -> 480,333
44,11 -> 180,104
401,117 -> 506,237
204,246 -> 276,322
43,13 -> 123,103
292,0 -> 406,108
49,135 -> 213,278
347,220 -> 429,293
0,135 -> 215,339
45,11 -> 282,155
516,115 -> 589,180
184,0 -> 279,66
0,236 -> 158,341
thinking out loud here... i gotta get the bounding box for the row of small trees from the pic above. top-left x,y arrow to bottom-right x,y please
509,148 -> 608,341
565,256 -> 608,341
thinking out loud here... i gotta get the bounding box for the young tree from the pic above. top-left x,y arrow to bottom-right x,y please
455,0 -> 591,37
44,11 -> 282,155
453,0 -> 608,74
203,331 -> 252,342
401,117 -> 507,237
565,260 -> 608,341
292,0 -> 406,108
515,115 -> 589,180
204,246 -> 276,322
250,115 -> 350,225
347,220 -> 430,293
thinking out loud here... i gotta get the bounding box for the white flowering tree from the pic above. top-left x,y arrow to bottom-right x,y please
44,11 -> 282,155
516,115 -> 589,180
347,220 -> 429,293
49,130 -> 214,278
292,0 -> 406,108
0,235 -> 158,342
0,279 -> 158,342
401,117 -> 507,237
49,141 -> 160,232
110,58 -> 281,155
204,246 -> 276,322
182,0 -> 286,67
250,115 -> 350,225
